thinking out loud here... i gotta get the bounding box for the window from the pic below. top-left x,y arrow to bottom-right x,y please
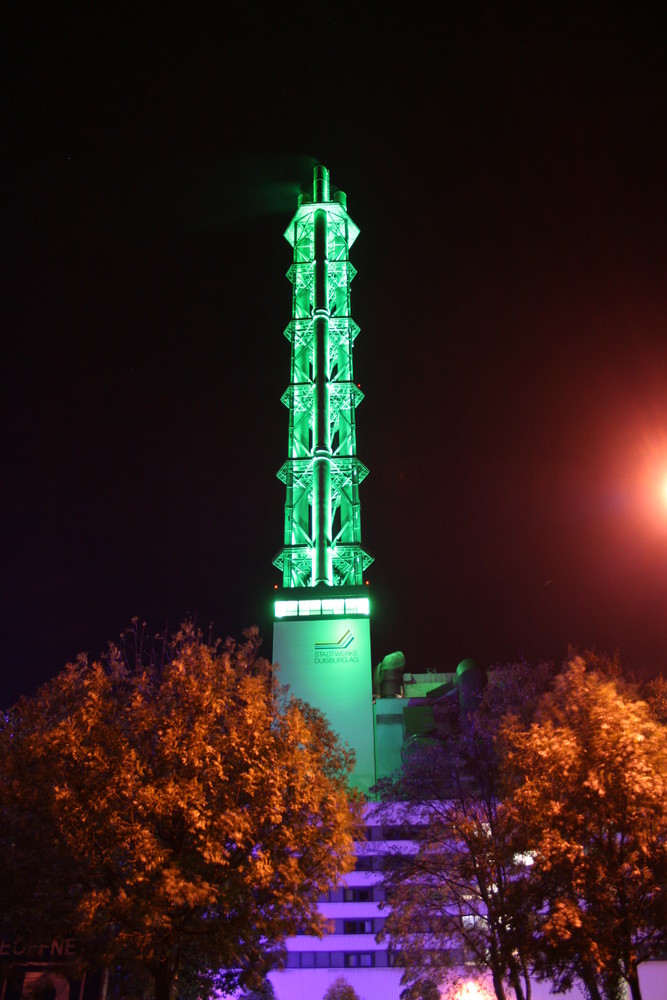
345,597 -> 369,615
364,824 -> 422,841
274,600 -> 298,618
354,855 -> 376,871
344,953 -> 374,968
336,885 -> 385,902
344,887 -> 370,902
385,824 -> 423,840
380,854 -> 409,872
286,951 -> 386,969
299,599 -> 322,616
321,598 -> 345,615
343,919 -> 373,934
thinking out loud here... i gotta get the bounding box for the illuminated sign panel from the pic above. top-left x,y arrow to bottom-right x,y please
0,939 -> 105,1000
273,617 -> 375,794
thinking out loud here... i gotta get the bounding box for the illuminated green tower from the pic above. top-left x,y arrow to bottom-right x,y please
273,163 -> 373,590
273,165 -> 375,793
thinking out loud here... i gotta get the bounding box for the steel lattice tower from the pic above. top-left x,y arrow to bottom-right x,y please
274,164 -> 373,591
272,164 -> 375,793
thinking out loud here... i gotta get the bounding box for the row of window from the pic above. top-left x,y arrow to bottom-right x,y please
362,824 -> 424,841
274,596 -> 370,618
335,918 -> 385,934
286,948 -> 469,971
354,854 -> 410,872
318,886 -> 385,903
285,950 -> 396,970
297,918 -> 385,936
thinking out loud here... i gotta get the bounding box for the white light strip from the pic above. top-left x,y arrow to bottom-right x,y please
275,596 -> 370,618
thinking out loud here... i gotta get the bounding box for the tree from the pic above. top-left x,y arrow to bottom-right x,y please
377,737 -> 531,1000
500,656 -> 667,1000
409,979 -> 441,1000
376,661 -> 554,1000
401,978 -> 440,1000
321,976 -> 361,1000
238,978 -> 277,1000
642,674 -> 667,723
0,621 -> 362,1000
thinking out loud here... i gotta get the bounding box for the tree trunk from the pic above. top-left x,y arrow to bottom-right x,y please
627,967 -> 643,1000
581,969 -> 603,1000
153,960 -> 177,1000
521,960 -> 531,1000
491,966 -> 507,1000
507,967 -> 526,1000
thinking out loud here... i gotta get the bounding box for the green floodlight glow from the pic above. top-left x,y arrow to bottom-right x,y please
273,164 -> 373,589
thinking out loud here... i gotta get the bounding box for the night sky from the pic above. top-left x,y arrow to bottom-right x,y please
3,5 -> 666,708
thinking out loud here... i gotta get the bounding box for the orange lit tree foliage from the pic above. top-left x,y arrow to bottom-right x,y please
500,656 -> 667,1000
0,622 -> 362,1000
321,976 -> 361,1000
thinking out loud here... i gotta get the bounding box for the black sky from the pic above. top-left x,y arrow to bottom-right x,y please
3,5 -> 666,707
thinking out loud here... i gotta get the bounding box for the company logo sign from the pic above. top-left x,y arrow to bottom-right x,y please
314,628 -> 359,665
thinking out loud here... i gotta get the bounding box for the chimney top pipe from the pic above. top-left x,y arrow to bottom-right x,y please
314,164 -> 330,202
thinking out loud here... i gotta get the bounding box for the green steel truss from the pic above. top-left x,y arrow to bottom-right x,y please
274,165 -> 373,589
